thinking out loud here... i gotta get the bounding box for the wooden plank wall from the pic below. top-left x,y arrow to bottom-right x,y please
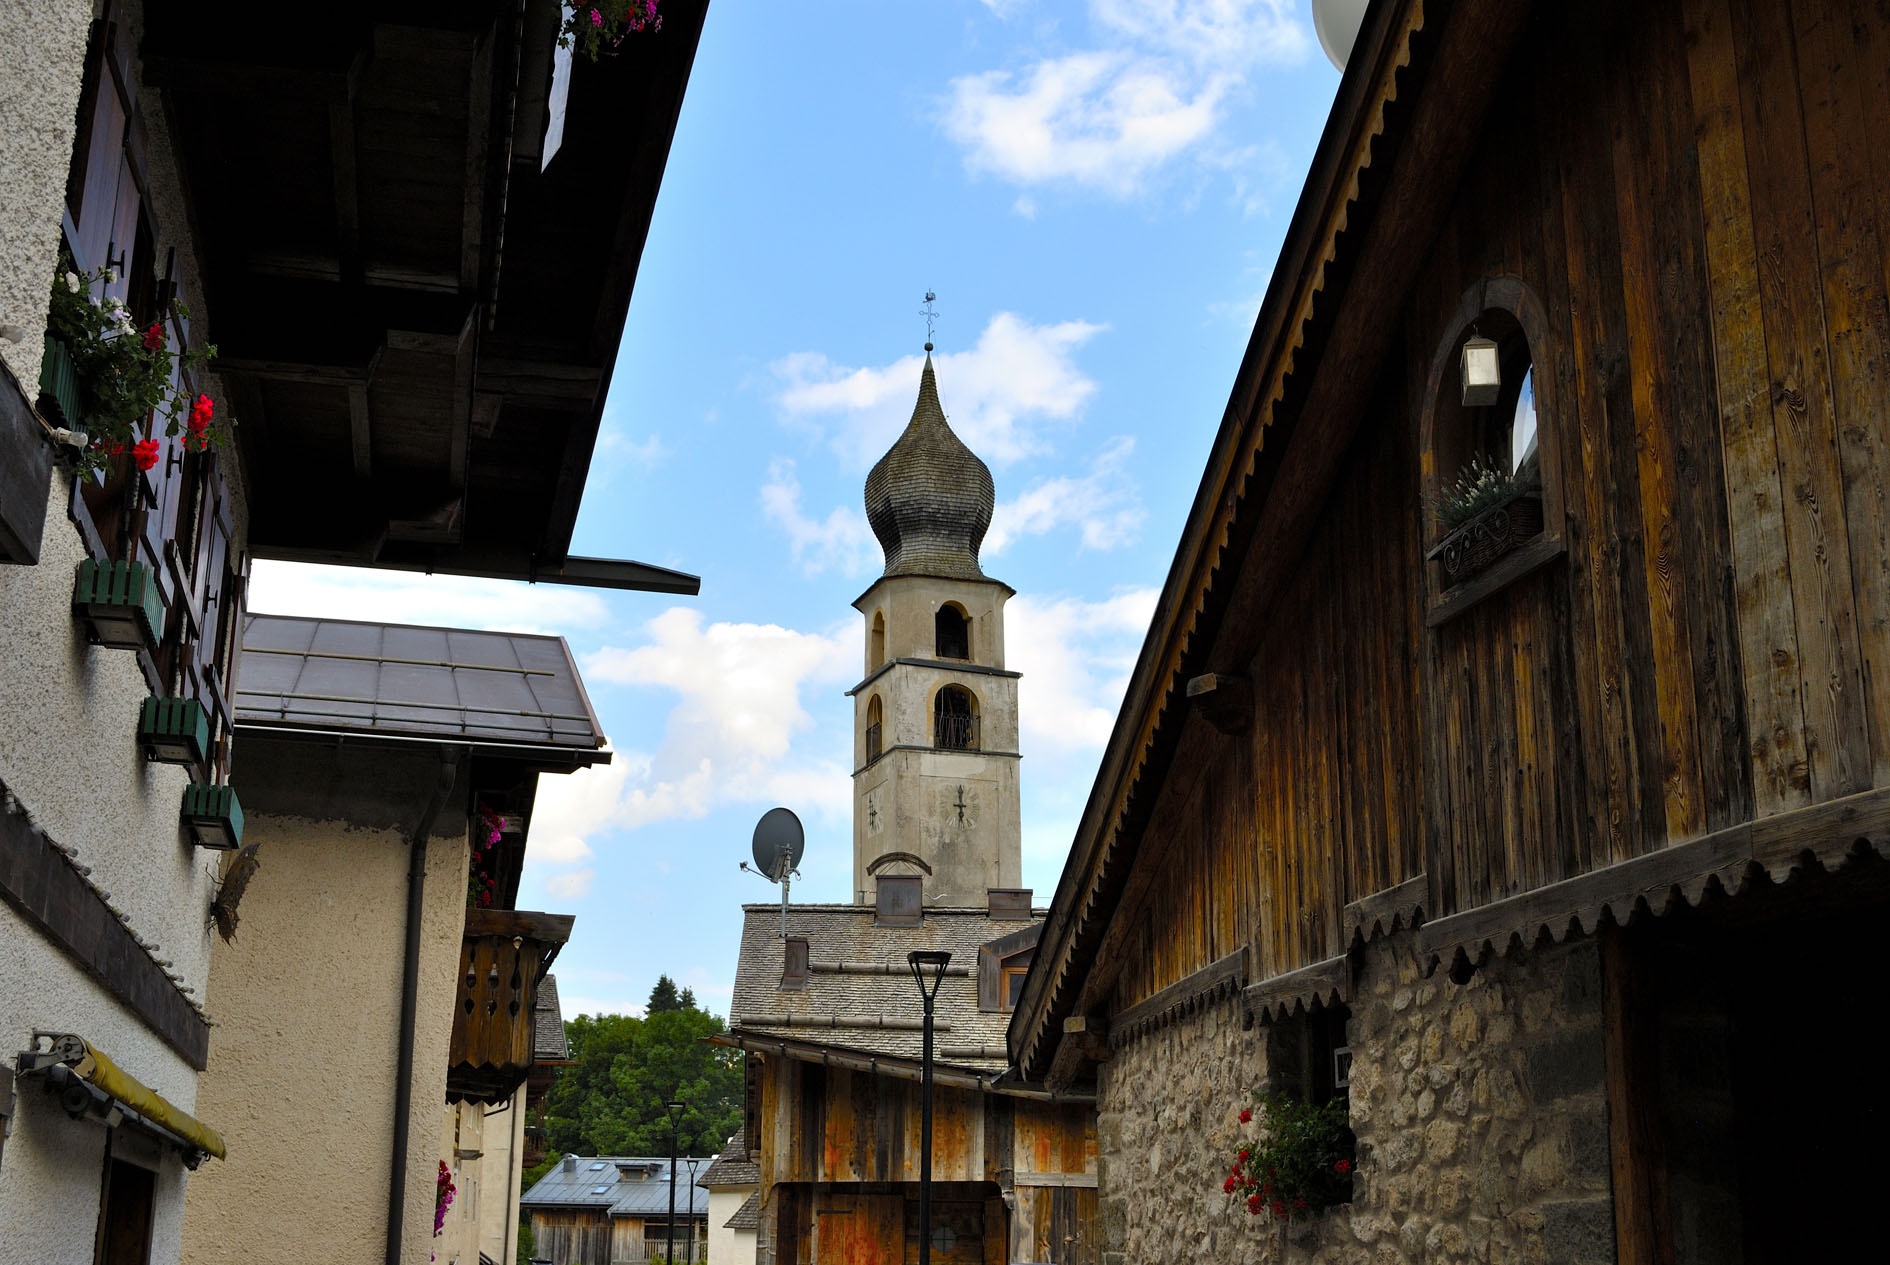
530,1210 -> 612,1265
1108,0 -> 1890,1012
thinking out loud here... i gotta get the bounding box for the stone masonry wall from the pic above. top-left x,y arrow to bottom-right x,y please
1096,933 -> 1615,1265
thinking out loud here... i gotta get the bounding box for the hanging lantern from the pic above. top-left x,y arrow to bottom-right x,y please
1460,334 -> 1502,407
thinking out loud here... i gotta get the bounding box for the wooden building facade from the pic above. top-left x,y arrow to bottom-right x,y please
1011,0 -> 1890,1261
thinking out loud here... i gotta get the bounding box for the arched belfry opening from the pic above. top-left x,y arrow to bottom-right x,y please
934,685 -> 978,751
865,695 -> 883,762
935,604 -> 970,661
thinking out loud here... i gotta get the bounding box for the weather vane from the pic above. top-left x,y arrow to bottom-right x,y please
921,290 -> 938,351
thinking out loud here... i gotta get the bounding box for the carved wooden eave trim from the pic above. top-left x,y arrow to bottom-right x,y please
1416,787 -> 1890,973
1016,0 -> 1436,1081
1345,874 -> 1429,945
1107,949 -> 1248,1049
1242,955 -> 1351,1026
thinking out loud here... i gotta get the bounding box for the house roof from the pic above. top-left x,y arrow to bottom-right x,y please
697,1131 -> 757,1188
234,613 -> 607,761
521,1156 -> 714,1217
727,904 -> 1037,1077
724,1192 -> 761,1231
534,974 -> 569,1063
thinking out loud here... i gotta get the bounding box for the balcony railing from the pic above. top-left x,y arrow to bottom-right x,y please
447,909 -> 574,1104
865,722 -> 882,761
934,712 -> 979,752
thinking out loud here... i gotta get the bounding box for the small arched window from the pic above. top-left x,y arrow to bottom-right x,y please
1422,284 -> 1561,604
935,605 -> 970,660
870,610 -> 886,669
865,695 -> 883,762
933,685 -> 977,751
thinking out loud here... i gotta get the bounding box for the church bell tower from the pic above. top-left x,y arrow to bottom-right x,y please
849,349 -> 1022,907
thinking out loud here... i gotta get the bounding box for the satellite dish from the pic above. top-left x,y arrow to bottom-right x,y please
751,807 -> 805,882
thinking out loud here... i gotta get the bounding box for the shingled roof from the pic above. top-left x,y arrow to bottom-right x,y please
534,974 -> 569,1063
697,1131 -> 758,1188
724,1192 -> 761,1231
863,355 -> 998,583
726,904 -> 1038,1077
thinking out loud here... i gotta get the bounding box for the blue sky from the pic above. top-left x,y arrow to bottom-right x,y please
248,0 -> 1342,1019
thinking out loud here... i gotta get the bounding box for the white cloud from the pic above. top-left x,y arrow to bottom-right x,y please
987,435 -> 1145,554
560,996 -> 648,1019
597,427 -> 669,469
761,458 -> 879,577
248,562 -> 612,636
944,0 -> 1310,201
544,867 -> 596,900
575,608 -> 856,829
773,311 -> 1103,469
1008,587 -> 1159,754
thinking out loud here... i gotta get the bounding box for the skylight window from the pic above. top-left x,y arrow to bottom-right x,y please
589,1162 -> 607,1171
591,1185 -> 610,1195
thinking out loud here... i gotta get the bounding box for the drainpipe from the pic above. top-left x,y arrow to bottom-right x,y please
385,747 -> 465,1265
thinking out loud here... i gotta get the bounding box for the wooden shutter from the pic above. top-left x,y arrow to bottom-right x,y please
67,24 -> 131,274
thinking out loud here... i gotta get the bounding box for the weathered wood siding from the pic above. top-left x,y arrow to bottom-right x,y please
756,1056 -> 1096,1264
1111,0 -> 1890,1010
531,1209 -> 612,1265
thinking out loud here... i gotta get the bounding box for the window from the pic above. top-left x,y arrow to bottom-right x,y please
1419,282 -> 1564,619
95,1154 -> 156,1265
933,685 -> 977,751
1000,955 -> 1033,1010
870,610 -> 886,668
1266,1003 -> 1351,1106
977,924 -> 1042,1013
865,695 -> 883,763
935,604 -> 970,660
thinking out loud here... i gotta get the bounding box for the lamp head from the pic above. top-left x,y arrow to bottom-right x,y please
667,1099 -> 686,1125
907,949 -> 952,1002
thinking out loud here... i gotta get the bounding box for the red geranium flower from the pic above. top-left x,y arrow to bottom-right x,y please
1292,1197 -> 1308,1211
1238,1108 -> 1252,1123
1246,1193 -> 1263,1215
1334,1159 -> 1352,1174
1271,1200 -> 1287,1218
1238,1149 -> 1249,1162
143,323 -> 165,350
1223,1175 -> 1238,1193
132,439 -> 160,471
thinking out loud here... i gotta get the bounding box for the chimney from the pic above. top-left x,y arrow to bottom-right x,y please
781,936 -> 808,990
562,1155 -> 577,1173
987,888 -> 1032,920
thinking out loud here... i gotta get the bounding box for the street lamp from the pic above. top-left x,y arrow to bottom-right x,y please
682,1155 -> 702,1264
666,1099 -> 686,1265
908,950 -> 951,1265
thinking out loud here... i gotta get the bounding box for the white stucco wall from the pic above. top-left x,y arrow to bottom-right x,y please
430,1090 -> 526,1265
177,812 -> 468,1265
704,1186 -> 756,1265
0,0 -> 91,387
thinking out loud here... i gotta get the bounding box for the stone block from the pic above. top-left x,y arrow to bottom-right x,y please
1566,1108 -> 1610,1187
1539,1197 -> 1614,1263
1525,1030 -> 1604,1102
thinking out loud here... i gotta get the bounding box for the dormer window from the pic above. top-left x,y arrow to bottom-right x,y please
935,604 -> 970,660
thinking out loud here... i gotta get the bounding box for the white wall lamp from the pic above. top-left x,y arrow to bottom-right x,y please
1460,333 -> 1502,407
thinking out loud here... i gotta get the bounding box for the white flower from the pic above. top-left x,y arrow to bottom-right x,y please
103,268 -> 117,284
65,272 -> 81,294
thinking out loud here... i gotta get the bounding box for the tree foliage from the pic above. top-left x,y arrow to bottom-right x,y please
544,979 -> 742,1156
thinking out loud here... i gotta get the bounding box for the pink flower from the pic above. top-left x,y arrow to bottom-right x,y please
590,7 -> 602,24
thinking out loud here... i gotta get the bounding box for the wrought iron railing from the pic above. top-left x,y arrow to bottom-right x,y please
865,722 -> 882,761
934,712 -> 979,751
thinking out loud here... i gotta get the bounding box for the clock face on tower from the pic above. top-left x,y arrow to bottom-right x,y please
863,788 -> 884,835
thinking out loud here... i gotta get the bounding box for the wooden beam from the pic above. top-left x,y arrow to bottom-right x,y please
1601,925 -> 1675,1265
348,380 -> 372,479
1185,672 -> 1252,734
460,19 -> 495,291
329,93 -> 362,285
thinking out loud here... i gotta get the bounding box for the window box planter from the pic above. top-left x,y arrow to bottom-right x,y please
2,356 -> 55,565
1425,490 -> 1544,582
139,697 -> 209,765
181,783 -> 243,850
37,334 -> 83,433
73,558 -> 165,650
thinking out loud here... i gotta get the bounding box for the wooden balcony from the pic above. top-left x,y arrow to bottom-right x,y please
447,909 -> 573,1105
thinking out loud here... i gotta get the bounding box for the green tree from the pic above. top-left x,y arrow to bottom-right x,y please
544,994 -> 742,1156
648,975 -> 682,1013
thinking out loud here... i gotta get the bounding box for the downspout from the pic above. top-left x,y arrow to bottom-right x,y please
386,747 -> 465,1265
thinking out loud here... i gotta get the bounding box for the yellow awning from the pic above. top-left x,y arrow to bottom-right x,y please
32,1034 -> 226,1162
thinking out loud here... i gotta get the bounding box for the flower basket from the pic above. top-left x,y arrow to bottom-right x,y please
182,782 -> 243,850
1426,490 -> 1544,581
139,696 -> 210,765
73,558 -> 165,650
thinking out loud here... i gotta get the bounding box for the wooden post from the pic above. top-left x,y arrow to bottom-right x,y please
1601,923 -> 1674,1265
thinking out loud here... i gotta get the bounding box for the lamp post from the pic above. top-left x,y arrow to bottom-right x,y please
666,1099 -> 686,1265
682,1155 -> 702,1264
908,950 -> 951,1265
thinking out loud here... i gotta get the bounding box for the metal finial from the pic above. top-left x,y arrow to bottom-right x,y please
922,291 -> 938,350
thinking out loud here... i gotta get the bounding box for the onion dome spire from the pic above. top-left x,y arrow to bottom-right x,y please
863,349 -> 995,581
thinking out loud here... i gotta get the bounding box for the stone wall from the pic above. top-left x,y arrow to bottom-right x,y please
1095,933 -> 1615,1265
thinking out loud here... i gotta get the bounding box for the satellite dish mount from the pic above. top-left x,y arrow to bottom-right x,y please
741,807 -> 806,937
